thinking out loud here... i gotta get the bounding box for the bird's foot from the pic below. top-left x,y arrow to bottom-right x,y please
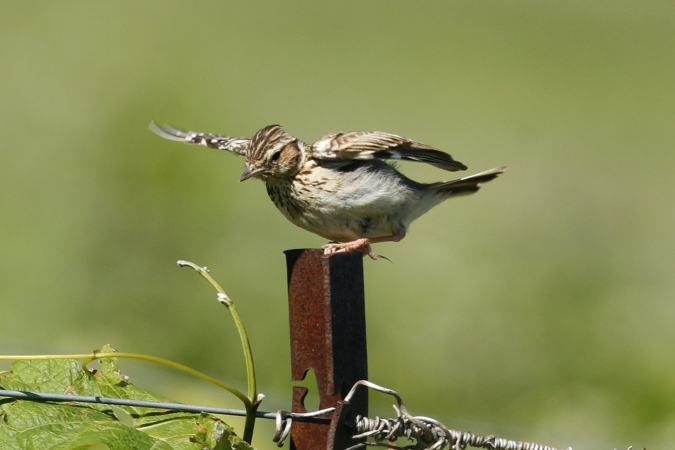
322,240 -> 390,261
323,239 -> 379,260
323,233 -> 404,261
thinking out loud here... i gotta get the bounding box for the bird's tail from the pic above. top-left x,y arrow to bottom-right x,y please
428,166 -> 507,198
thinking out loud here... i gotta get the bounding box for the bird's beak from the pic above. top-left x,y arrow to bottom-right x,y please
239,166 -> 265,182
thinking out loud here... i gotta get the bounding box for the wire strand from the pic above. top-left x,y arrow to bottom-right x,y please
0,389 -> 329,424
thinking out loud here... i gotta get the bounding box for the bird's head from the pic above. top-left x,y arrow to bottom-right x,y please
240,125 -> 305,182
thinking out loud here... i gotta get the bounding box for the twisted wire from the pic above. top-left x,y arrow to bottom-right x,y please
267,380 -> 641,450
352,412 -> 571,450
343,381 -> 572,450
272,407 -> 336,447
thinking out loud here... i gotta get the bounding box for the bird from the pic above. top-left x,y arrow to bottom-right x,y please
150,122 -> 506,259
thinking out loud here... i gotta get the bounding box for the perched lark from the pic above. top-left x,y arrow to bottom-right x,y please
151,123 -> 505,259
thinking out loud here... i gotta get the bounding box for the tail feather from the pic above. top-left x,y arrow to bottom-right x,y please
429,166 -> 506,197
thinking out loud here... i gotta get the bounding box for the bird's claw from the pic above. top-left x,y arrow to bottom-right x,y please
322,241 -> 389,261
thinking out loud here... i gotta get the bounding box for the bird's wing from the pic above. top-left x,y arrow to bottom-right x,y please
312,131 -> 467,171
150,122 -> 250,156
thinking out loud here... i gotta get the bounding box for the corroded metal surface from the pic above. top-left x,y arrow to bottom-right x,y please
285,249 -> 368,450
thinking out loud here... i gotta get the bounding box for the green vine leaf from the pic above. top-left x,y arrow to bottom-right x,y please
0,345 -> 253,450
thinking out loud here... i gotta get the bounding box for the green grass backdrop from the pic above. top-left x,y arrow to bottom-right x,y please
1,2 -> 673,449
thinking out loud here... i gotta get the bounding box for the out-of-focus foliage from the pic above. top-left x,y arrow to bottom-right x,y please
1,2 -> 672,449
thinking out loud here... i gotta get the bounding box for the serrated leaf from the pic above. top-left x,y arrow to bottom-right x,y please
0,345 -> 254,450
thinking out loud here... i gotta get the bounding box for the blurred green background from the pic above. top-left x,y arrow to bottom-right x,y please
1,2 -> 673,449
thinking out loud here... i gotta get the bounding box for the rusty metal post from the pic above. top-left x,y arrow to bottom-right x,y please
285,249 -> 368,450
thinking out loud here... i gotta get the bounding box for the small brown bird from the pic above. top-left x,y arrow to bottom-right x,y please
150,123 -> 505,259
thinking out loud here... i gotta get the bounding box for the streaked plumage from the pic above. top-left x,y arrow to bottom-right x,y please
151,122 -> 506,259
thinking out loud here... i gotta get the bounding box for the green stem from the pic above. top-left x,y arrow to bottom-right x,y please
0,351 -> 251,407
177,260 -> 258,443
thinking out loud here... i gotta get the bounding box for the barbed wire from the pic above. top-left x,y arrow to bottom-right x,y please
272,381 -> 639,450
0,384 -> 640,450
344,380 -> 572,450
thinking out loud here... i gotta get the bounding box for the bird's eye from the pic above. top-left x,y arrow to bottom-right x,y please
271,150 -> 282,161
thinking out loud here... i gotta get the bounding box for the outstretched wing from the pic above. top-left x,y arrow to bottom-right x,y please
149,122 -> 250,156
312,131 -> 467,171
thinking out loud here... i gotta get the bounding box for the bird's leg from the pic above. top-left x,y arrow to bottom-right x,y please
322,233 -> 405,260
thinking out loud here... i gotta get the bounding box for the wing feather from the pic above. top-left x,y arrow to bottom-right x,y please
150,122 -> 250,156
312,131 -> 467,171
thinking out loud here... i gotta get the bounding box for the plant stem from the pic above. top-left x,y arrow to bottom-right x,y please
177,260 -> 258,443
